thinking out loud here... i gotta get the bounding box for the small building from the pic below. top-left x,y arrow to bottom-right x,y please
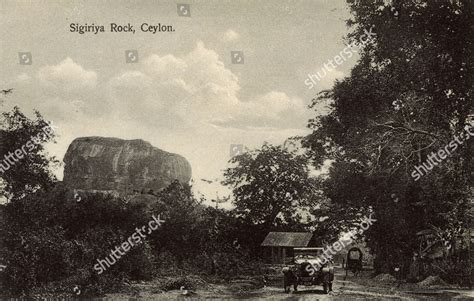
261,232 -> 317,264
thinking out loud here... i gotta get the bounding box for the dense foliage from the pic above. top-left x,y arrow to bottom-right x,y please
0,181 -> 265,297
0,107 -> 59,201
223,142 -> 320,229
304,0 -> 472,276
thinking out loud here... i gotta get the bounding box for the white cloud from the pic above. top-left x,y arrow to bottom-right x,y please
7,42 -> 310,139
5,59 -> 102,123
212,91 -> 307,130
38,57 -> 97,90
106,41 -> 308,130
223,29 -> 240,42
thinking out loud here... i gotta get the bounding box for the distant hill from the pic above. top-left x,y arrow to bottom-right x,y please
63,137 -> 192,194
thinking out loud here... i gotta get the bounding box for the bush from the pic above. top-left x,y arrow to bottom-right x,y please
0,185 -> 158,296
424,258 -> 473,287
0,181 -> 267,297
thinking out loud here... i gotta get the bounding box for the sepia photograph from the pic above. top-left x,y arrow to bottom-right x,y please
0,0 -> 472,299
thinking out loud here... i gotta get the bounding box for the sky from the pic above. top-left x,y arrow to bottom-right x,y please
0,0 -> 357,207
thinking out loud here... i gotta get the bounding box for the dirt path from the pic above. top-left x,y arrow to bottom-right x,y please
105,268 -> 473,300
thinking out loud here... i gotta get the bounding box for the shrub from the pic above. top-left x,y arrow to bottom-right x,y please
0,185 -> 157,296
0,181 -> 267,297
424,258 -> 473,287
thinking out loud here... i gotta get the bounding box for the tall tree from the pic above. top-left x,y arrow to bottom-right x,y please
305,0 -> 472,273
223,142 -> 321,229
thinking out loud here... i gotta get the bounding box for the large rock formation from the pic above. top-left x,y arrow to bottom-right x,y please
63,137 -> 192,194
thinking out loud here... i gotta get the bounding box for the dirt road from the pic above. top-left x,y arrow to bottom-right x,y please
105,268 -> 473,300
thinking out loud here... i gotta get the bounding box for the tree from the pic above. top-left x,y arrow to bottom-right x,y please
304,0 -> 472,274
223,142 -> 320,229
147,180 -> 206,267
0,106 -> 59,201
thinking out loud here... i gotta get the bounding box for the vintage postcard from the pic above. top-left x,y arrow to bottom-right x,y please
0,0 -> 472,299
